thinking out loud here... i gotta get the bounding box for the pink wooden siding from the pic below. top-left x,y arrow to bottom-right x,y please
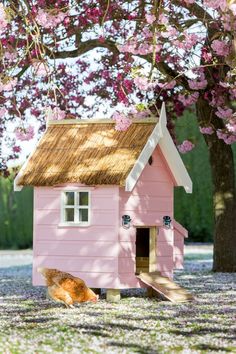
156,228 -> 174,279
173,221 -> 188,269
32,145 -> 185,289
33,185 -> 119,287
118,147 -> 175,286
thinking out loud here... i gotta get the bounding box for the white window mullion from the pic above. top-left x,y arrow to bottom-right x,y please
75,206 -> 79,223
61,190 -> 90,226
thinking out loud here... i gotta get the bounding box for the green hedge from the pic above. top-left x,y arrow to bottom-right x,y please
0,176 -> 33,249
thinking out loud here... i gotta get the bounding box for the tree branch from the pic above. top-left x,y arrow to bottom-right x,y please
139,53 -> 189,89
172,1 -> 213,23
16,65 -> 29,79
46,37 -> 190,89
46,38 -> 120,59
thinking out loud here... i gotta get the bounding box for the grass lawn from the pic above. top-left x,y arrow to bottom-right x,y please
0,245 -> 235,354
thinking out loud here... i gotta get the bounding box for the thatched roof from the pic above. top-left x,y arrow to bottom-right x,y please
16,120 -> 157,187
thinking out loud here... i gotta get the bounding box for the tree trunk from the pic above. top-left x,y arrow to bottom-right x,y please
196,97 -> 236,272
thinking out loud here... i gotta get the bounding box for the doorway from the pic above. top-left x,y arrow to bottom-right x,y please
135,227 -> 157,274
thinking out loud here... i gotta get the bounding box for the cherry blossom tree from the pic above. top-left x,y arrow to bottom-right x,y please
0,0 -> 235,271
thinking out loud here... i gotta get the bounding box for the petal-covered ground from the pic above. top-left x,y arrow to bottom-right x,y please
0,245 -> 235,353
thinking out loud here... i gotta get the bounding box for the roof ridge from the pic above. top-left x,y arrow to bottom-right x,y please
47,118 -> 158,126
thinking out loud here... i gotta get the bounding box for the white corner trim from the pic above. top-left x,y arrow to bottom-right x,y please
159,102 -> 167,138
14,179 -> 23,191
14,129 -> 47,192
159,128 -> 192,193
125,122 -> 162,192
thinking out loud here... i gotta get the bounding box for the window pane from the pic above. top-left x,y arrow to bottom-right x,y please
79,192 -> 89,206
65,192 -> 74,205
65,208 -> 74,222
79,209 -> 88,222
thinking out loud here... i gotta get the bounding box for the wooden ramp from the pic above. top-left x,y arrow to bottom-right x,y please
137,272 -> 194,303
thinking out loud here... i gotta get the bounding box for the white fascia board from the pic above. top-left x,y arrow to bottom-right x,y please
125,122 -> 162,192
159,102 -> 167,138
14,179 -> 23,191
159,128 -> 192,193
14,129 -> 47,192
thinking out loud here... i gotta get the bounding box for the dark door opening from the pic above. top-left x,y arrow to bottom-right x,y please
135,228 -> 150,274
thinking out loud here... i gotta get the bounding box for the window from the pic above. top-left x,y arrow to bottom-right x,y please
62,191 -> 90,225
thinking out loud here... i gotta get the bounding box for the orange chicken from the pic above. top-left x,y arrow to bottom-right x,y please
38,267 -> 98,308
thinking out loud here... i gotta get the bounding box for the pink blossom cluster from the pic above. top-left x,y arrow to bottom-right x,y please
142,27 -> 153,39
134,77 -> 176,92
0,78 -> 17,92
129,106 -> 151,119
52,107 -> 66,120
177,140 -> 195,154
203,0 -> 227,11
215,107 -> 233,119
158,13 -> 168,25
145,14 -> 156,24
36,9 -> 68,29
178,92 -> 199,106
32,61 -> 49,77
118,42 -> 162,56
188,69 -> 207,90
226,118 -> 236,133
211,40 -> 230,56
160,26 -> 177,39
86,7 -> 102,23
199,126 -> 214,135
188,78 -> 207,90
201,47 -> 212,62
46,107 -> 66,120
133,77 -> 155,91
15,125 -> 35,141
0,107 -> 6,118
205,88 -> 226,108
4,50 -> 17,61
217,130 -> 236,144
159,80 -> 176,90
229,4 -> 236,15
183,0 -> 195,4
134,110 -> 150,119
174,33 -> 200,50
0,4 -> 7,34
112,112 -> 132,131
229,88 -> 236,100
221,13 -> 233,31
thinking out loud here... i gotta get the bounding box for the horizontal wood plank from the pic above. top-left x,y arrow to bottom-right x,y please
35,225 -> 117,241
34,255 -> 117,273
35,241 -> 119,257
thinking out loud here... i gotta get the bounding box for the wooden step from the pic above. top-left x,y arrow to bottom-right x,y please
137,271 -> 194,303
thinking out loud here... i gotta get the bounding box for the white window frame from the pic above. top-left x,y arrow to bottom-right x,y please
60,190 -> 90,226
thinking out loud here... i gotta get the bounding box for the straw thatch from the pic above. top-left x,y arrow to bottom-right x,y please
17,120 -> 156,187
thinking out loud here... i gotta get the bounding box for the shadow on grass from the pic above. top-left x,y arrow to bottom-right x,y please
71,321 -> 150,335
24,317 -> 58,324
193,344 -> 234,352
108,341 -> 162,354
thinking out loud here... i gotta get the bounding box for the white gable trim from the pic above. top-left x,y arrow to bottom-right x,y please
159,128 -> 192,193
125,102 -> 192,193
14,130 -> 47,191
125,121 -> 162,192
158,101 -> 167,138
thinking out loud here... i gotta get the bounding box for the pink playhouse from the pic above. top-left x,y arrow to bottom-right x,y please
14,103 -> 192,301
